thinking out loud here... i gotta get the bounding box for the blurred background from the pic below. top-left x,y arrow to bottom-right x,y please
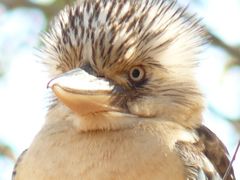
0,0 -> 239,179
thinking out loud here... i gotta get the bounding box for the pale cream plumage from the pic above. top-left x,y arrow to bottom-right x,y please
13,0 -> 235,179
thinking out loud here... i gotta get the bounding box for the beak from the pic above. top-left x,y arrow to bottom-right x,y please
48,68 -> 117,116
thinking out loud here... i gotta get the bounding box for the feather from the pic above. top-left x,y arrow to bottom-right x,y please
175,125 -> 235,180
197,126 -> 235,180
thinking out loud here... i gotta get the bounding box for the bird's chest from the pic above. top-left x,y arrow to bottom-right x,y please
16,124 -> 185,180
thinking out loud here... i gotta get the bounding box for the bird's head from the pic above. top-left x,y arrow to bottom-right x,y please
42,0 -> 206,131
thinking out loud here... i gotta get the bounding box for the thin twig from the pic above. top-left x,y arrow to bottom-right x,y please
208,31 -> 240,64
223,140 -> 240,180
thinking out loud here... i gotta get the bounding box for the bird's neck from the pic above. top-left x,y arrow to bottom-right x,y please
46,102 -> 202,132
46,103 -> 141,131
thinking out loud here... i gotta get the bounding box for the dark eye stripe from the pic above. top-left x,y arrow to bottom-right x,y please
131,78 -> 148,88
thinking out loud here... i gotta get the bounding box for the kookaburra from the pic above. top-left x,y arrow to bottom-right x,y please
13,0 -> 236,179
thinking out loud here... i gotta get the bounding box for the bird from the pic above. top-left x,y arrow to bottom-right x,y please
12,0 -> 236,179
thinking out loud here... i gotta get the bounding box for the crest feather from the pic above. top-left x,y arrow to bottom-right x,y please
40,0 -> 206,77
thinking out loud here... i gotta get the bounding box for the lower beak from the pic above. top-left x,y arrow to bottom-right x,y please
48,68 -> 117,116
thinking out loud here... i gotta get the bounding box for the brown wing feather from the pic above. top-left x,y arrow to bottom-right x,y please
175,140 -> 221,179
175,125 -> 235,180
196,125 -> 235,180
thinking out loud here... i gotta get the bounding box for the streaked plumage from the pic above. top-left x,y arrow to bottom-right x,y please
13,0 -> 235,179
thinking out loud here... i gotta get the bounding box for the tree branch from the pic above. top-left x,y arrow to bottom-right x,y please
1,0 -> 67,18
208,31 -> 240,65
0,144 -> 15,161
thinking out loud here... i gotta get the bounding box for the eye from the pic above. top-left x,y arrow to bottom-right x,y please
129,66 -> 145,82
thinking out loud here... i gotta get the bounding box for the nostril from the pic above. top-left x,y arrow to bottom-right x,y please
97,74 -> 104,78
81,63 -> 95,75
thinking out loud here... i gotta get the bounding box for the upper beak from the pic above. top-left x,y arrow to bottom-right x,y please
48,68 -> 117,116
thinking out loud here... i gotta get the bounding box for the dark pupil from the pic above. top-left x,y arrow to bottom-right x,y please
132,69 -> 140,78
